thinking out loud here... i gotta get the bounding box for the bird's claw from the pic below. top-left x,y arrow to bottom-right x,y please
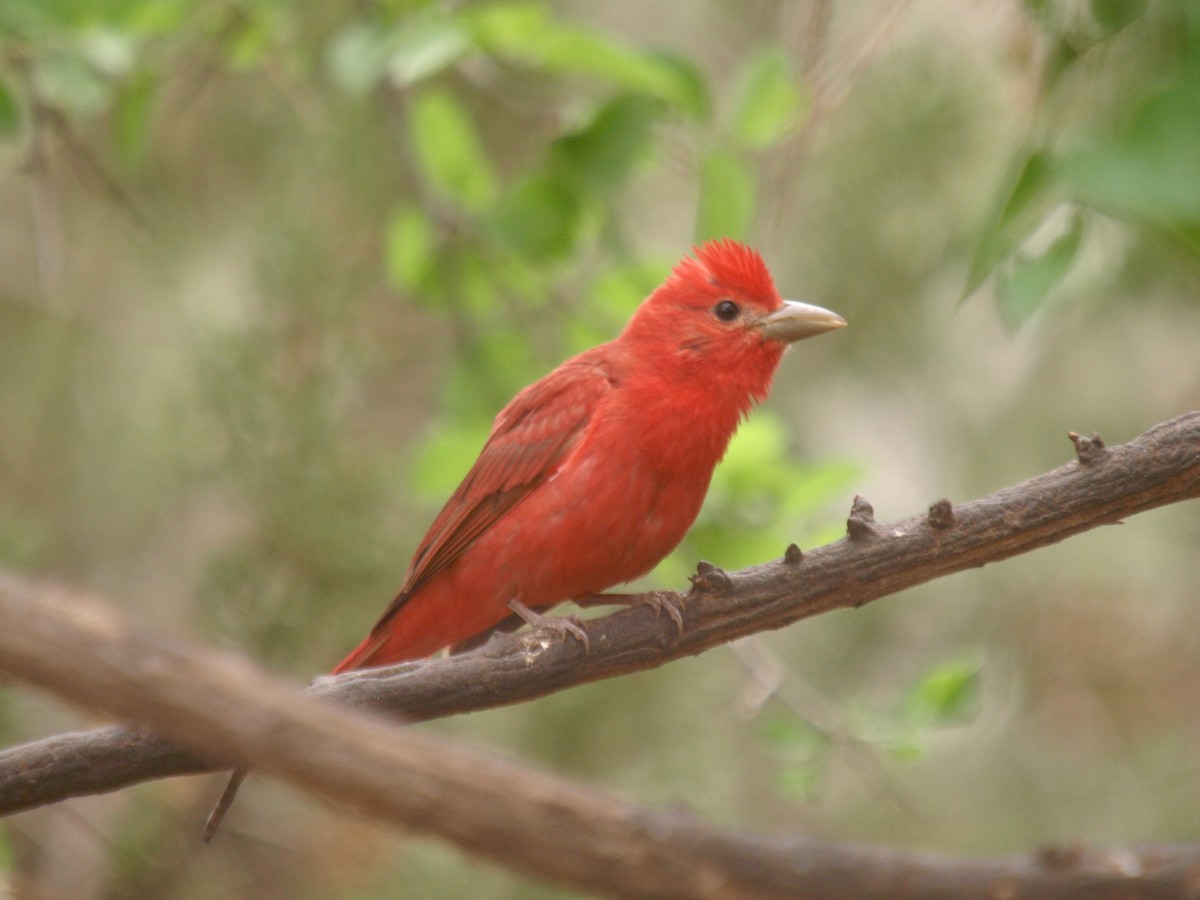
508,599 -> 591,653
574,591 -> 685,637
636,591 -> 685,636
550,615 -> 591,652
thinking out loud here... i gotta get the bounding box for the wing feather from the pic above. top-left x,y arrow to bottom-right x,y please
365,354 -> 614,634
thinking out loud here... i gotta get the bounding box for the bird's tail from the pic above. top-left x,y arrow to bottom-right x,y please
329,630 -> 390,674
328,586 -> 469,673
200,628 -> 383,841
202,769 -> 246,842
204,591 -> 452,840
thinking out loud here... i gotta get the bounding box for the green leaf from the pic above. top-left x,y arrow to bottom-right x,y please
0,79 -> 21,140
443,323 -> 544,418
407,87 -> 499,213
112,69 -> 157,167
645,52 -> 709,122
78,28 -> 137,77
33,50 -> 112,118
696,148 -> 755,241
1061,85 -> 1200,225
902,655 -> 983,728
386,19 -> 471,87
758,711 -> 827,755
492,173 -> 583,260
384,205 -> 435,293
886,733 -> 929,764
775,762 -> 826,800
469,3 -> 709,118
122,0 -> 191,38
563,259 -> 664,353
1166,221 -> 1200,258
588,261 -> 662,320
222,7 -> 279,71
718,413 -> 788,476
758,712 -> 829,801
997,212 -> 1085,325
963,149 -> 1061,299
466,3 -> 548,49
1043,35 -> 1082,90
326,21 -> 395,95
411,421 -> 491,501
778,458 -> 861,520
1089,0 -> 1145,33
1021,0 -> 1055,31
687,413 -> 855,571
328,16 -> 469,95
456,248 -> 510,318
731,47 -> 806,149
551,94 -> 659,189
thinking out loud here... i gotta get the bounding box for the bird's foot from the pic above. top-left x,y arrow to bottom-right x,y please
508,599 -> 591,653
576,591 -> 685,636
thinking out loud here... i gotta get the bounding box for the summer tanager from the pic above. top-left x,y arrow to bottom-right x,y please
203,239 -> 844,839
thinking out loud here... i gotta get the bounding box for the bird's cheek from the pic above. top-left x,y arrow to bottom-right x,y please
675,335 -> 711,357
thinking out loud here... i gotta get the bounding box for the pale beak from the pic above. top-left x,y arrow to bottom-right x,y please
761,300 -> 847,343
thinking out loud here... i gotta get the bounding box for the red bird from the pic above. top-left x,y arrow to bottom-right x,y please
333,239 -> 845,670
203,239 -> 843,838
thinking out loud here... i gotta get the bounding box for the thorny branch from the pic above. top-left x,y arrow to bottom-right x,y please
0,412 -> 1196,897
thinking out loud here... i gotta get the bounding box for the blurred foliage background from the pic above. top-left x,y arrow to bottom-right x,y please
1,0 -> 1198,896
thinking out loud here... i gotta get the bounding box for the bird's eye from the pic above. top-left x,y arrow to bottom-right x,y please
713,300 -> 739,322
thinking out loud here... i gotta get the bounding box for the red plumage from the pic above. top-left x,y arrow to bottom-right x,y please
331,240 -> 844,672
203,240 -> 844,842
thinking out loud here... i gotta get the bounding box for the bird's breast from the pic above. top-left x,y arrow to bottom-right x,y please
451,374 -> 746,607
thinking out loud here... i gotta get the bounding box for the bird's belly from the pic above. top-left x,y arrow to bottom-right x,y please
457,451 -> 709,608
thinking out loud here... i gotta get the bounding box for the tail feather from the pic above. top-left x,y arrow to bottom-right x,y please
202,769 -> 246,842
329,631 -> 390,674
204,584 -> 473,841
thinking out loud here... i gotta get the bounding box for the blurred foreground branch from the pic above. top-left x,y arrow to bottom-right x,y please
0,413 -> 1196,894
0,566 -> 1199,896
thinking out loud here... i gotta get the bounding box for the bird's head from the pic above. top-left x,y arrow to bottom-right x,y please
622,239 -> 845,403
